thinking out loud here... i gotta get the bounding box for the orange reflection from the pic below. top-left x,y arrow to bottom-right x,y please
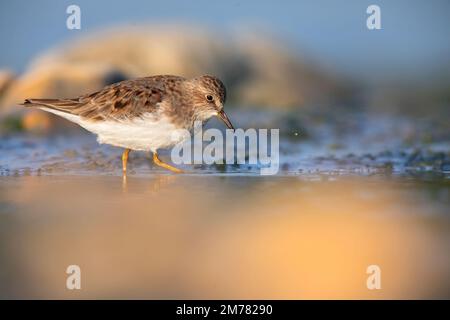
0,176 -> 448,299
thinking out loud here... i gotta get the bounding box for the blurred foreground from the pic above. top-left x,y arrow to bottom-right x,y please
0,174 -> 448,299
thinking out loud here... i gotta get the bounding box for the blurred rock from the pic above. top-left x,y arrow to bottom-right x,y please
0,70 -> 15,102
0,25 -> 352,132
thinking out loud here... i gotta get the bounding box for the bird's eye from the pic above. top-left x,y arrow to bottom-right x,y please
206,95 -> 214,102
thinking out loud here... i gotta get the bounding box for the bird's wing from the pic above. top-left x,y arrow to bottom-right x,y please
22,77 -> 181,121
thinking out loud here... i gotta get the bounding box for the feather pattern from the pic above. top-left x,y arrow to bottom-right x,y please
23,75 -> 186,122
21,74 -> 231,152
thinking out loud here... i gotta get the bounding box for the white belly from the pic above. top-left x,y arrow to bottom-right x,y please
84,118 -> 183,151
41,108 -> 186,151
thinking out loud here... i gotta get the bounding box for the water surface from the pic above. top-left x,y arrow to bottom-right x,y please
0,109 -> 449,299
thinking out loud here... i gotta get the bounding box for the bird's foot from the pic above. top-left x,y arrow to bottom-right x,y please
153,152 -> 184,173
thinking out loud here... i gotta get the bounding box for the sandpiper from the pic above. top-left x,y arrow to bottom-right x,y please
22,75 -> 234,173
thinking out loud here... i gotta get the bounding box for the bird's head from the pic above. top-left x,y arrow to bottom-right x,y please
188,75 -> 234,129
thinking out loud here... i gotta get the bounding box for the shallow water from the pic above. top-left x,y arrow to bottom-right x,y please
0,175 -> 449,299
1,108 -> 449,177
0,109 -> 449,298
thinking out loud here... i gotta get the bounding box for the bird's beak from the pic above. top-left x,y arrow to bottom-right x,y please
217,109 -> 234,130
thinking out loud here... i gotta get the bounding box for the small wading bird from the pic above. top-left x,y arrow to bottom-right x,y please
22,75 -> 234,174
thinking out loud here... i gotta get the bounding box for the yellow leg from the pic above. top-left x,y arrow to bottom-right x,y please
153,152 -> 183,173
122,149 -> 131,174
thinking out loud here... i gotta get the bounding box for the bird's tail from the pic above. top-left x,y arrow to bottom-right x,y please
22,98 -> 76,107
21,98 -> 82,115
